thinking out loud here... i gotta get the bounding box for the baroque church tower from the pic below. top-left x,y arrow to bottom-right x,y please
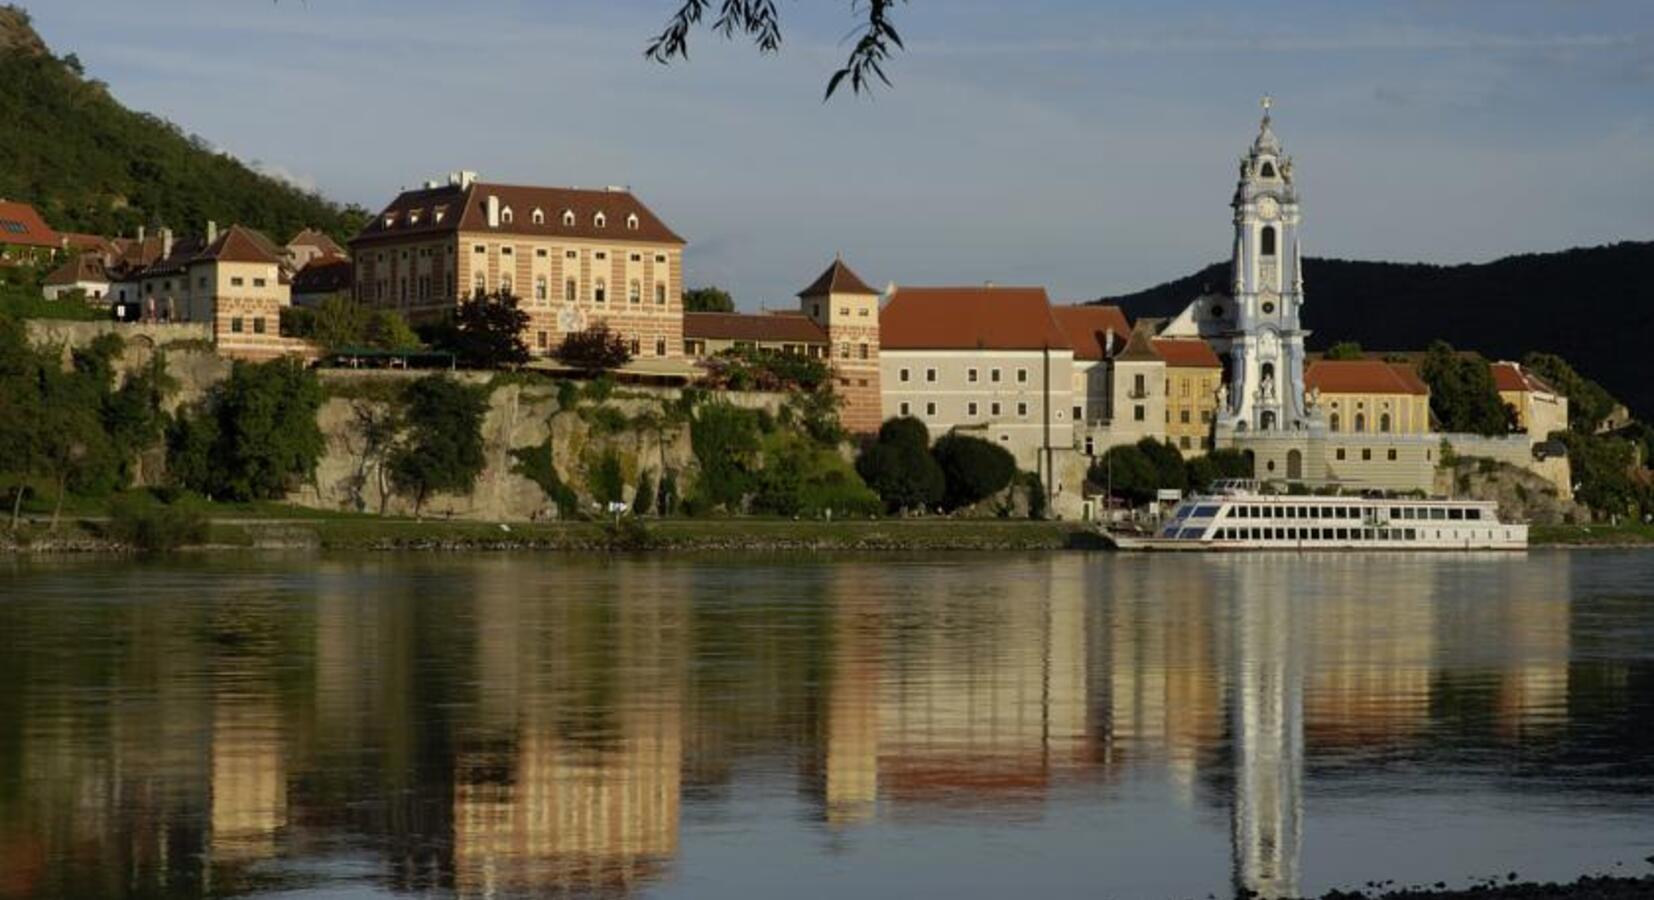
1218,98 -> 1316,434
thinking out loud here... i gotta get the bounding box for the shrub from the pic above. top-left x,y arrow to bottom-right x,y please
690,402 -> 762,510
556,380 -> 579,411
589,448 -> 626,505
856,441 -> 943,514
584,405 -> 630,435
658,470 -> 679,516
582,375 -> 616,403
633,470 -> 656,516
510,438 -> 578,516
556,324 -> 631,373
105,492 -> 207,552
1024,472 -> 1047,520
931,434 -> 1016,510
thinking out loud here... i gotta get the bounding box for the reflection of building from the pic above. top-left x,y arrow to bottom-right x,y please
210,699 -> 287,861
1230,563 -> 1303,900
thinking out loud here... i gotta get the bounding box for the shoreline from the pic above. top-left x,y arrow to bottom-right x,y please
1309,871 -> 1654,899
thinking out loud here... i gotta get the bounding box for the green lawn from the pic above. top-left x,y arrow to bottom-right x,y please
1531,522 -> 1654,546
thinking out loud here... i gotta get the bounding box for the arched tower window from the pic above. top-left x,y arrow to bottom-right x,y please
1261,225 -> 1277,256
1261,161 -> 1276,178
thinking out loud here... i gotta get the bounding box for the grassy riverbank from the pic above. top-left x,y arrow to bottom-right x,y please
1531,522 -> 1654,546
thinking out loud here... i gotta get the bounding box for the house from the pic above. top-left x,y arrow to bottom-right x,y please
1492,361 -> 1568,440
0,199 -> 61,266
291,256 -> 354,308
351,171 -> 686,361
133,222 -> 303,359
1304,360 -> 1432,435
42,252 -> 111,301
284,228 -> 347,271
682,310 -> 827,358
1152,337 -> 1224,455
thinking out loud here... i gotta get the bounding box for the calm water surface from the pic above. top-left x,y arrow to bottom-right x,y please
2,551 -> 1652,899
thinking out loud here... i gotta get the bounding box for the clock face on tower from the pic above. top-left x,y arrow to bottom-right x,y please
1256,196 -> 1279,220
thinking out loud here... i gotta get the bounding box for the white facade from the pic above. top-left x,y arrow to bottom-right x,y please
880,348 -> 1076,471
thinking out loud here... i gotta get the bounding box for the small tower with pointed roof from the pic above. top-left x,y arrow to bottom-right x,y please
799,257 -> 882,434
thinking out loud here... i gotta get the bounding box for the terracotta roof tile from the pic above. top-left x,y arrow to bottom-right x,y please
880,286 -> 1069,352
798,258 -> 877,297
1306,360 -> 1429,396
286,228 -> 345,257
1491,361 -> 1556,395
1150,338 -> 1222,368
683,311 -> 827,344
353,182 -> 684,247
44,252 -> 108,286
0,200 -> 60,249
1051,304 -> 1132,360
292,257 -> 353,294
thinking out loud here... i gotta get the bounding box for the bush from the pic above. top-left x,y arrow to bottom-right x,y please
589,448 -> 626,505
690,402 -> 763,510
582,375 -> 615,403
633,470 -> 656,516
1023,472 -> 1047,520
510,438 -> 578,516
105,492 -> 207,552
556,324 -> 631,373
556,380 -> 579,411
584,405 -> 630,435
658,471 -> 679,516
856,441 -> 943,514
931,434 -> 1016,510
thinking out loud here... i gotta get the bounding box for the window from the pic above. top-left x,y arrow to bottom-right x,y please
1017,368 -> 1028,384
562,210 -> 575,227
899,368 -> 910,383
1180,436 -> 1192,449
501,246 -> 513,256
532,209 -> 545,224
230,276 -> 245,287
474,244 -> 486,254
629,280 -> 641,304
535,276 -> 548,301
858,343 -> 869,360
967,368 -> 979,383
473,273 -> 486,296
991,402 -> 1002,416
230,317 -> 243,333
252,317 -> 265,334
594,212 -> 607,228
655,338 -> 666,357
537,331 -> 549,350
655,283 -> 666,305
1336,448 -> 1346,460
626,213 -> 639,230
594,279 -> 607,303
630,338 -> 641,356
630,253 -> 641,263
839,343 -> 850,359
1134,405 -> 1145,421
968,402 -> 979,417
1362,448 -> 1373,461
1180,410 -> 1191,424
1380,413 -> 1392,433
925,368 -> 937,383
1133,373 -> 1146,396
1354,413 -> 1366,433
1387,448 -> 1398,461
991,368 -> 1002,383
566,249 -> 577,259
1261,161 -> 1276,178
925,402 -> 937,416
899,402 -> 910,416
1330,413 -> 1341,431
565,279 -> 577,302
595,251 -> 607,261
500,274 -> 513,296
1017,402 -> 1028,417
1073,405 -> 1083,420
501,207 -> 513,224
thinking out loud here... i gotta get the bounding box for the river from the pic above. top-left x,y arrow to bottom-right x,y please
1,551 -> 1651,899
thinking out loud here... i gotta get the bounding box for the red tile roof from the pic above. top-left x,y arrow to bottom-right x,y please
1150,338 -> 1222,368
1306,360 -> 1429,395
353,182 -> 684,247
60,232 -> 117,258
1051,304 -> 1132,360
0,200 -> 60,249
292,257 -> 353,294
43,253 -> 108,286
1491,361 -> 1556,395
881,286 -> 1069,352
683,311 -> 827,344
286,228 -> 345,257
798,258 -> 877,297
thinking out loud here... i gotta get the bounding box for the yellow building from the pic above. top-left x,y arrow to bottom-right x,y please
1153,338 -> 1223,455
1492,361 -> 1568,439
1305,360 -> 1432,435
132,223 -> 305,359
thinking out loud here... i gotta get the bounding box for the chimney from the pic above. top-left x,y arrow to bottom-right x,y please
486,194 -> 500,228
161,227 -> 174,259
1104,328 -> 1116,356
206,220 -> 218,244
459,170 -> 479,189
137,225 -> 146,243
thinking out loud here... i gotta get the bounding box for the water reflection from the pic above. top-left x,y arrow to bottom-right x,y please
0,552 -> 1648,900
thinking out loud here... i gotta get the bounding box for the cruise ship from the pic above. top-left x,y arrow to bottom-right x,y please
1107,480 -> 1527,551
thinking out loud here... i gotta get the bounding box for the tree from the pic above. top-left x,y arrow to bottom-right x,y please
1419,341 -> 1512,436
555,323 -> 632,373
1186,447 -> 1253,490
387,375 -> 489,516
931,433 -> 1016,510
1088,444 -> 1159,506
309,296 -> 372,350
855,416 -> 943,513
646,0 -> 908,99
368,310 -> 421,351
439,291 -> 530,369
1522,352 -> 1618,434
168,358 -> 325,501
1324,341 -> 1364,360
633,469 -> 656,516
689,401 -> 763,510
683,286 -> 735,313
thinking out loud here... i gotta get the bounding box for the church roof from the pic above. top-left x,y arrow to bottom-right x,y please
1306,360 -> 1428,396
880,286 -> 1069,352
798,258 -> 877,297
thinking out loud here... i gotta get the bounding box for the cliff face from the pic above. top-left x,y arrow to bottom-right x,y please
290,384 -> 707,520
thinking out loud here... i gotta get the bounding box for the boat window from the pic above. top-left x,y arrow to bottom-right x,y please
1430,508 -> 1446,520
1466,509 -> 1482,520
1336,528 -> 1348,540
1405,529 -> 1417,539
1194,505 -> 1222,518
1390,507 -> 1402,519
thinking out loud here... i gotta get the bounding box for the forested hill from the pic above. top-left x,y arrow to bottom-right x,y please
0,5 -> 365,243
1099,241 -> 1654,419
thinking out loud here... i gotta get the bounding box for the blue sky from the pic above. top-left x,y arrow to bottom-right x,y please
25,0 -> 1654,308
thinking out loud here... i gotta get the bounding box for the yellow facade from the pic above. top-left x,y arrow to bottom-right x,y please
1322,392 -> 1431,435
1164,366 -> 1223,455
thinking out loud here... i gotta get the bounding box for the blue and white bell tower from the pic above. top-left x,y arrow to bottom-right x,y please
1218,97 -> 1315,434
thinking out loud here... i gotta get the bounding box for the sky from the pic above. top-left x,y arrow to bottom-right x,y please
24,0 -> 1654,309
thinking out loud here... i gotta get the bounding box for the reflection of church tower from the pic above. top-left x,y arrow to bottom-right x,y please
1231,577 -> 1303,900
1218,98 -> 1315,435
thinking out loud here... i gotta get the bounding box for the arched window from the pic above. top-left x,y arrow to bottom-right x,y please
500,207 -> 513,224
629,280 -> 641,304
1380,413 -> 1392,433
1261,161 -> 1276,178
1330,412 -> 1341,432
626,213 -> 639,230
565,278 -> 577,302
1261,225 -> 1277,256
594,212 -> 607,229
1261,361 -> 1275,382
1261,411 -> 1277,431
531,208 -> 545,225
1354,413 -> 1367,433
561,210 -> 575,227
594,278 -> 606,303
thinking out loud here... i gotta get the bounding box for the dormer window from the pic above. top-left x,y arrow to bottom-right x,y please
383,215 -> 395,228
626,213 -> 639,230
500,207 -> 514,224
561,210 -> 575,227
434,209 -> 446,224
531,208 -> 545,224
594,212 -> 607,229
409,212 -> 420,225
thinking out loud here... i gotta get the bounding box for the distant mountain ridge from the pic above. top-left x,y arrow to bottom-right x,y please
1098,241 -> 1654,419
0,4 -> 364,244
